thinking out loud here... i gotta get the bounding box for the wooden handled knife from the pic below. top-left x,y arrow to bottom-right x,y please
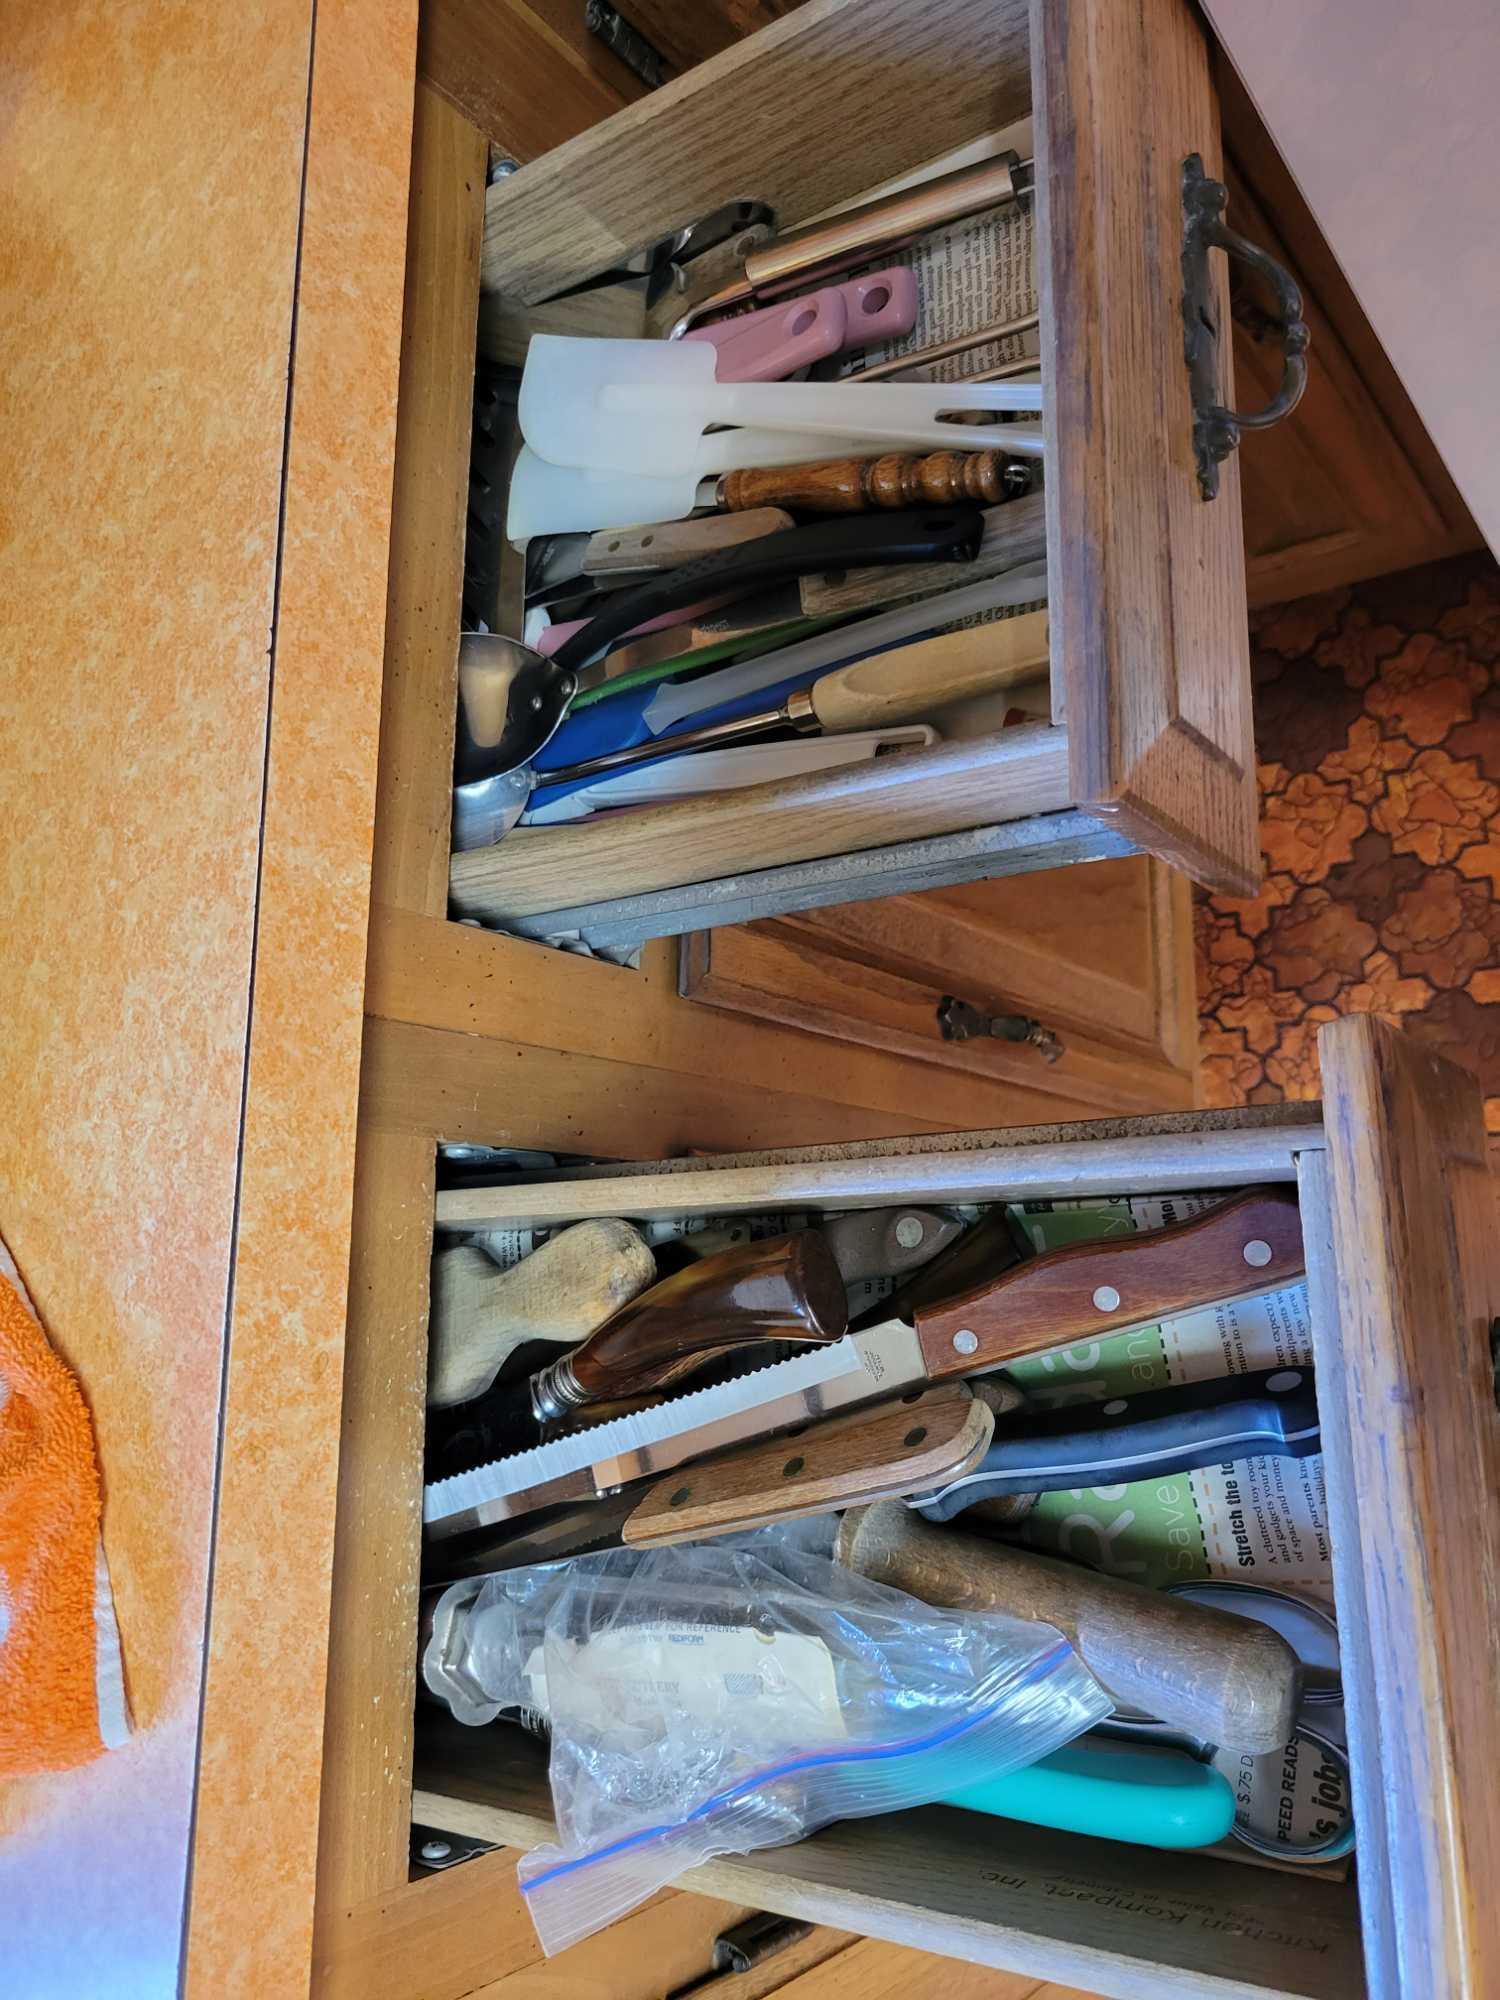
423,1186 -> 1305,1538
427,1383 -> 999,1579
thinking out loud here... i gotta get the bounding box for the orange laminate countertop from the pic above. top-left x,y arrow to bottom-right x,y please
0,3 -> 415,1992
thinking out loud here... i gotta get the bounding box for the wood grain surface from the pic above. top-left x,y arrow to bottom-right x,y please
812,614 -> 1049,728
416,1714 -> 1364,1998
1317,1014 -> 1500,1998
369,84 -> 485,919
434,1119 -> 1316,1234
420,0 -> 646,162
679,915 -> 1183,1117
1200,0 -> 1500,561
1034,0 -> 1256,895
626,1383 -> 994,1542
318,1843 -> 853,2000
480,0 -> 1030,303
799,494 -> 1047,616
366,908 -> 1105,1147
450,727 -> 1073,924
838,1503 -> 1300,1754
427,1221 -> 657,1407
680,860 -> 1197,1117
1295,1147 -> 1400,2000
1216,58 -> 1481,607
315,1124 -> 436,1923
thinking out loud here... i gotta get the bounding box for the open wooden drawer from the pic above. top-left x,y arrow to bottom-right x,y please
316,1017 -> 1500,1999
426,0 -> 1267,953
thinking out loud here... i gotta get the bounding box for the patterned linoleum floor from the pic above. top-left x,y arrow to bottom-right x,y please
1196,551 -> 1500,1130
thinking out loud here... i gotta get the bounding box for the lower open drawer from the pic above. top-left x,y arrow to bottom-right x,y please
396,1017 -> 1500,1999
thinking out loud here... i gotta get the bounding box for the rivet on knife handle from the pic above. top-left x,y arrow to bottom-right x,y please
915,1186 -> 1305,1380
624,1382 -> 993,1547
529,1230 -> 849,1419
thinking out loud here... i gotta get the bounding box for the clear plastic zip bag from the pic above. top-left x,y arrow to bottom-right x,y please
459,1528 -> 1110,1952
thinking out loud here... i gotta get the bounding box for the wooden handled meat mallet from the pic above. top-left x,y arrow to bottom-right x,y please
837,1501 -> 1301,1755
427,1221 -> 657,1407
719,448 -> 1032,514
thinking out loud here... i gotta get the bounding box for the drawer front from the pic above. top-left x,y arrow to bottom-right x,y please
1034,0 -> 1256,895
1309,1017 -> 1500,1998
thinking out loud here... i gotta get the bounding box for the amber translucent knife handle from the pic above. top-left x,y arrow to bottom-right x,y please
624,1383 -> 993,1546
914,1186 -> 1304,1380
530,1230 -> 848,1418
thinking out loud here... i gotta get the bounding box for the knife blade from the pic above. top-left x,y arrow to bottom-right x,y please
427,1229 -> 851,1480
909,1366 -> 1321,1521
423,1186 -> 1305,1537
427,1383 -> 996,1577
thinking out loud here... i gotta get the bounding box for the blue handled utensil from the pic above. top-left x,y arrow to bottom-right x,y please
911,1367 -> 1320,1522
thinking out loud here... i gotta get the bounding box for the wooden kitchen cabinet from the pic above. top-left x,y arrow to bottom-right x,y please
318,34 -> 1500,1971
12,0 -> 1494,1996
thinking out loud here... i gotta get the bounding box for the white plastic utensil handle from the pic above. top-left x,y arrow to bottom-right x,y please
642,560 -> 1052,735
596,380 -> 1045,473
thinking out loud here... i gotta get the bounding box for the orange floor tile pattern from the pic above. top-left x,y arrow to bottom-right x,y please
1197,551 -> 1500,1129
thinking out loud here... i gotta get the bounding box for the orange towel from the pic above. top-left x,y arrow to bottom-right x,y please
0,1243 -> 129,1776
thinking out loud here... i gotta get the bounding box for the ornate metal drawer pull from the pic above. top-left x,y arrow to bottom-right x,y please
1182,152 -> 1309,500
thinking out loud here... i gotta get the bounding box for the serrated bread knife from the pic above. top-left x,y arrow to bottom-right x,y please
422,1186 -> 1304,1538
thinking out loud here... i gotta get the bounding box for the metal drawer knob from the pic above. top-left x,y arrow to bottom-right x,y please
1182,153 -> 1309,500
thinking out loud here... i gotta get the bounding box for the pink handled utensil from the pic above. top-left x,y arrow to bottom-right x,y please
685,267 -> 918,382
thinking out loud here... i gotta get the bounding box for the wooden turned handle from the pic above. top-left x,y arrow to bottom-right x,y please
915,1186 -> 1306,1380
721,449 -> 1015,515
838,1503 -> 1301,1755
427,1221 -> 657,1407
811,614 -> 1049,730
567,1231 -> 849,1402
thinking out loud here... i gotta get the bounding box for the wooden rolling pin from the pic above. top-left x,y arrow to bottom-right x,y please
837,1502 -> 1301,1756
801,491 -> 1048,617
720,449 -> 1029,515
427,1220 -> 656,1407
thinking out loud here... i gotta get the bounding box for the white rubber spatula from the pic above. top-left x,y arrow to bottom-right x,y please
507,431 -> 874,542
520,335 -> 1045,477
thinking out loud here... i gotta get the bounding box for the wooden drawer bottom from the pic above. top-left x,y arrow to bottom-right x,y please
414,1720 -> 1363,2000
